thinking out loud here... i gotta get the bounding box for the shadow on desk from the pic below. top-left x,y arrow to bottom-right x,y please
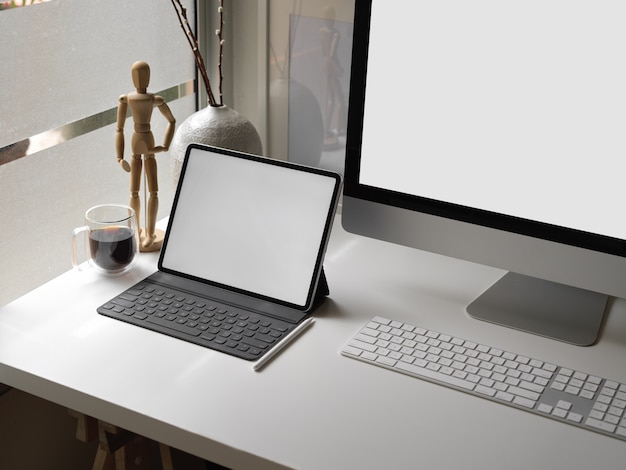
314,298 -> 344,320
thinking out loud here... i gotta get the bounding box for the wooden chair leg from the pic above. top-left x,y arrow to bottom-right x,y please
70,410 -> 174,469
113,434 -> 154,470
159,443 -> 174,470
68,409 -> 98,443
92,447 -> 116,470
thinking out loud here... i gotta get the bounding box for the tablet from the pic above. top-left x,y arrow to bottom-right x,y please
159,144 -> 342,312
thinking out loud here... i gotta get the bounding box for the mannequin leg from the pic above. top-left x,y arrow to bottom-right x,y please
142,155 -> 159,248
129,155 -> 142,234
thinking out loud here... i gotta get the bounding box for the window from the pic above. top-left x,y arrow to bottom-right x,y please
0,0 -> 355,306
0,0 -> 196,305
205,0 -> 354,173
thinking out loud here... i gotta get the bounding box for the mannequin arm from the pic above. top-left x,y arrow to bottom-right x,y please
116,95 -> 130,172
153,95 -> 176,152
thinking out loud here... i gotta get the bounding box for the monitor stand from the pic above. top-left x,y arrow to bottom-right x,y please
466,272 -> 608,346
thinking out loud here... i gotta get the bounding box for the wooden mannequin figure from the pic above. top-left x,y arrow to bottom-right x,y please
116,60 -> 176,252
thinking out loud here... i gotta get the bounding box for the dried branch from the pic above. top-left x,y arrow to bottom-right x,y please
216,0 -> 225,106
170,0 -> 219,107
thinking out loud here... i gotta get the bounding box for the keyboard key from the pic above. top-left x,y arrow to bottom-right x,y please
395,361 -> 475,391
147,316 -> 202,336
376,356 -> 397,367
242,337 -> 270,350
586,418 -> 616,433
537,403 -> 552,414
513,396 -> 536,409
476,385 -> 497,397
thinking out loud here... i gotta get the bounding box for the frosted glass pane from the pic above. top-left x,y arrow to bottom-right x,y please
0,0 -> 196,148
0,96 -> 196,306
0,0 -> 197,305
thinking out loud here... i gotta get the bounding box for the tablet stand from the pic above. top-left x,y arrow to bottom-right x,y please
310,267 -> 330,313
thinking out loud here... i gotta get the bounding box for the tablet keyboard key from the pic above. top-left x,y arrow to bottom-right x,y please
242,337 -> 269,350
147,316 -> 202,336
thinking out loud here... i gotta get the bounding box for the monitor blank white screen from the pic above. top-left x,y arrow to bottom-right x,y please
361,1 -> 626,240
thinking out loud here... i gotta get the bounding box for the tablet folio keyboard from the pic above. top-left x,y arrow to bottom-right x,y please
98,281 -> 295,360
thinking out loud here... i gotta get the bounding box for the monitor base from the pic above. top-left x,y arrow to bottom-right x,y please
467,272 -> 608,346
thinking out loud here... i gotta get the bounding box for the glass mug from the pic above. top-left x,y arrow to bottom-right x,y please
71,204 -> 139,274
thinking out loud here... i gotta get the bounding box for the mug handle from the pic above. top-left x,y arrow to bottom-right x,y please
71,226 -> 90,270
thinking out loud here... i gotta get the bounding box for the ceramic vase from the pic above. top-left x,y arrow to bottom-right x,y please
169,105 -> 263,184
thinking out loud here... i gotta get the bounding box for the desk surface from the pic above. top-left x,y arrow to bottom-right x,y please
2,219 -> 626,469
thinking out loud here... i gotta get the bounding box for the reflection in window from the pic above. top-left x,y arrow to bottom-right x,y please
288,12 -> 352,175
0,0 -> 50,10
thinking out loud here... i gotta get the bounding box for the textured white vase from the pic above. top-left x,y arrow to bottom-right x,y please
169,105 -> 263,184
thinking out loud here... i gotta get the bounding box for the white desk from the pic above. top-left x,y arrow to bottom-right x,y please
2,219 -> 626,469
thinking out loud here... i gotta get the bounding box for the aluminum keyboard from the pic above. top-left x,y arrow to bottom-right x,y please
341,316 -> 626,441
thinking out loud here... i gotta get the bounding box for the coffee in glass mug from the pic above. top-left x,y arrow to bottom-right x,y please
71,204 -> 139,274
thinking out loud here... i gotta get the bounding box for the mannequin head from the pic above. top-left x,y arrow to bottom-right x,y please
131,60 -> 150,91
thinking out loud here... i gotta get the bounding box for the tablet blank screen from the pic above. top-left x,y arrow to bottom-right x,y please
160,147 -> 340,309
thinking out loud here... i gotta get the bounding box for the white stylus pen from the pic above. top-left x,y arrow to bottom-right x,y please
252,317 -> 315,372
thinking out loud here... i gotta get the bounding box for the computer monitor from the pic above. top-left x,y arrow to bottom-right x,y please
342,0 -> 626,346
